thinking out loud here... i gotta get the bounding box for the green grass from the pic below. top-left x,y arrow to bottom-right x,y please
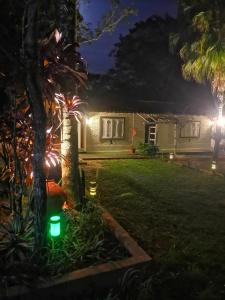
98,159 -> 225,298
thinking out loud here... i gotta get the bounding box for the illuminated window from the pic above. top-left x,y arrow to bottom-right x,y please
180,121 -> 200,138
101,117 -> 125,139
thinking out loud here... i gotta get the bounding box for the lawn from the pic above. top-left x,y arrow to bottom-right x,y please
97,159 -> 225,299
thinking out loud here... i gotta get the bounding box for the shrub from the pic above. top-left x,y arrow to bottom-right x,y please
0,215 -> 34,265
137,143 -> 159,157
0,214 -> 35,287
46,200 -> 107,275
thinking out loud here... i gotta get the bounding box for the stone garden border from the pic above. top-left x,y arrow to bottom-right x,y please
0,210 -> 151,300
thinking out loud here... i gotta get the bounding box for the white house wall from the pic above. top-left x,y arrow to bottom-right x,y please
176,115 -> 212,153
84,112 -> 212,153
85,112 -> 144,152
157,116 -> 212,153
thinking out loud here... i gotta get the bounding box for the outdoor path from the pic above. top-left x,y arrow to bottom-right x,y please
79,152 -> 147,161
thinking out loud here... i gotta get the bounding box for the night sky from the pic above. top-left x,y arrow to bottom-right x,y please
80,0 -> 178,74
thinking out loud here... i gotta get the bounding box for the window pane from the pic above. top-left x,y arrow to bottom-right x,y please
180,122 -> 200,138
101,117 -> 125,139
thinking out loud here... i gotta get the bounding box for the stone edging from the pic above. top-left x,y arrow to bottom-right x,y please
0,210 -> 151,300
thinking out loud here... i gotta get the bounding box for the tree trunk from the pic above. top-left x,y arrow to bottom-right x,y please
61,109 -> 81,203
24,0 -> 47,250
56,0 -> 81,204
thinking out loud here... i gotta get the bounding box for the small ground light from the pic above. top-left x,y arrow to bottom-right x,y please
211,161 -> 217,170
169,153 -> 174,160
49,215 -> 61,237
89,181 -> 97,196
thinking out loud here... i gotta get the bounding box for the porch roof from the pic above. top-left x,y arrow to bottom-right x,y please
86,96 -> 216,117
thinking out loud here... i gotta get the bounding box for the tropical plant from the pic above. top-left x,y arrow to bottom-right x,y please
46,201 -> 106,275
0,0 -> 135,253
88,15 -> 212,113
176,0 -> 225,159
0,214 -> 34,265
137,142 -> 159,157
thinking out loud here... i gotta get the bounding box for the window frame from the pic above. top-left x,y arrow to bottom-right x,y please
145,122 -> 157,145
100,116 -> 125,140
179,121 -> 201,138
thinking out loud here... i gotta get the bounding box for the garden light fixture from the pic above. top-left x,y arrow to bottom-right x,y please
49,215 -> 61,237
86,117 -> 92,126
89,181 -> 97,196
169,153 -> 174,160
211,161 -> 217,170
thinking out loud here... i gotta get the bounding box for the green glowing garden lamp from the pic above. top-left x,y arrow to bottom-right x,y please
49,215 -> 61,237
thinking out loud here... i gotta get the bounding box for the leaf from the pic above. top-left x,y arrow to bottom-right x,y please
54,29 -> 62,43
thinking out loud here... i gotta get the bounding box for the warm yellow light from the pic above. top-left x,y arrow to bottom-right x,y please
211,161 -> 216,170
90,190 -> 96,196
216,116 -> 225,127
169,153 -> 174,160
89,181 -> 97,196
208,119 -> 213,126
86,117 -> 92,126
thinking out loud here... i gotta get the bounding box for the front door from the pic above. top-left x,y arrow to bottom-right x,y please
145,122 -> 157,145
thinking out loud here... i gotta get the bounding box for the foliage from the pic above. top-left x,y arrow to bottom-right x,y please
80,0 -> 136,44
137,142 -> 159,157
0,213 -> 35,287
87,15 -> 213,114
177,0 -> 225,99
173,0 -> 225,160
0,0 -> 137,259
0,215 -> 33,264
0,199 -> 128,285
98,159 -> 225,299
45,199 -> 126,276
0,28 -> 87,220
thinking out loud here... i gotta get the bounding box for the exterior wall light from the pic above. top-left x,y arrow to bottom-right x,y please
208,119 -> 213,126
169,153 -> 174,160
49,215 -> 61,237
217,116 -> 225,127
86,117 -> 92,126
89,181 -> 97,196
211,161 -> 217,170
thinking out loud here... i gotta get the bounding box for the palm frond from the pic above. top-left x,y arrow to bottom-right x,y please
193,11 -> 211,33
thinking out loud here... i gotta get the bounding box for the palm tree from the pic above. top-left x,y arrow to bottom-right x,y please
179,0 -> 225,160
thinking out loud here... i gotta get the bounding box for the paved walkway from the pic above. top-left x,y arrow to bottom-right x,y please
79,152 -> 147,161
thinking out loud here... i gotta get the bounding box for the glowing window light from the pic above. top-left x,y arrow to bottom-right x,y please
49,215 -> 61,237
169,153 -> 174,160
89,181 -> 97,196
211,161 -> 217,170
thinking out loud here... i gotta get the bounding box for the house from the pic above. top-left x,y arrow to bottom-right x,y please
77,111 -> 213,154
